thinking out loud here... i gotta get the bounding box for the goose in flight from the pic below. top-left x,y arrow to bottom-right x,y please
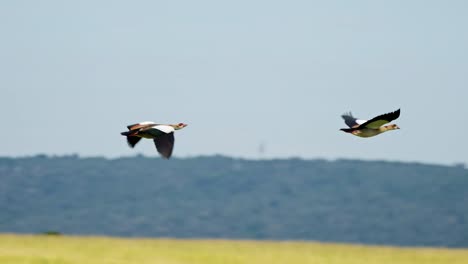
121,122 -> 187,159
340,109 -> 400,138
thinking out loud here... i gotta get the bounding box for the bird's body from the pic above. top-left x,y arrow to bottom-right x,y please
121,121 -> 187,159
347,126 -> 397,138
340,109 -> 400,138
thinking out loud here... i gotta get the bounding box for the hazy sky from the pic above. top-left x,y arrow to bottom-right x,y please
1,1 -> 467,165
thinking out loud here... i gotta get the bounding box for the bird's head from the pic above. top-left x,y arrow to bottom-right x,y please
387,124 -> 400,130
173,123 -> 188,130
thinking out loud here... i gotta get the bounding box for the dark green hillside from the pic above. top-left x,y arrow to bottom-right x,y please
0,155 -> 467,247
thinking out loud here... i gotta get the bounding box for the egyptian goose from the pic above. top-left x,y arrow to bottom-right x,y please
340,109 -> 400,138
121,122 -> 187,159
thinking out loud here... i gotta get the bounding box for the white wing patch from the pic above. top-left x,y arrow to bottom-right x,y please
356,119 -> 367,125
139,121 -> 156,125
154,125 -> 175,134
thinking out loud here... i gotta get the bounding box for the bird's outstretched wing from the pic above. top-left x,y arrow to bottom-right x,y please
126,136 -> 142,148
341,112 -> 367,128
341,112 -> 358,128
359,109 -> 400,129
153,132 -> 175,159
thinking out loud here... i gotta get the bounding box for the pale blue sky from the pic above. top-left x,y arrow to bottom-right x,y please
1,1 -> 467,165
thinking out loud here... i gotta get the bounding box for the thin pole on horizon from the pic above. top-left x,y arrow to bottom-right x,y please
258,142 -> 266,160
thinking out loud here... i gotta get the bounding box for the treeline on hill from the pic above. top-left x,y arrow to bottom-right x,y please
0,155 -> 467,247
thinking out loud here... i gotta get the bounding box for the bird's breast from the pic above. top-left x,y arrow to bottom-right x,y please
354,128 -> 382,138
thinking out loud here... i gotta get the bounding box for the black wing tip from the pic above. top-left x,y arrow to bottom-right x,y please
374,108 -> 401,121
341,111 -> 352,118
390,108 -> 401,119
161,154 -> 171,159
157,150 -> 172,159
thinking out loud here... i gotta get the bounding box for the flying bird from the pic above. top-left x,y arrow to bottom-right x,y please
121,122 -> 187,159
340,109 -> 400,138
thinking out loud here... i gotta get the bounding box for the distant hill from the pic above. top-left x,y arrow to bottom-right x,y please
0,155 -> 467,247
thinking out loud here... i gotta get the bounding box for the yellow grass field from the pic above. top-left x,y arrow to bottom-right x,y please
1,234 -> 467,264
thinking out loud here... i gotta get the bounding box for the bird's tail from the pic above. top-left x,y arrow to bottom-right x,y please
340,128 -> 354,133
121,131 -> 133,136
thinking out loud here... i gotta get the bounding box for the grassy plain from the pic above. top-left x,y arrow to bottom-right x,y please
1,234 -> 467,264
